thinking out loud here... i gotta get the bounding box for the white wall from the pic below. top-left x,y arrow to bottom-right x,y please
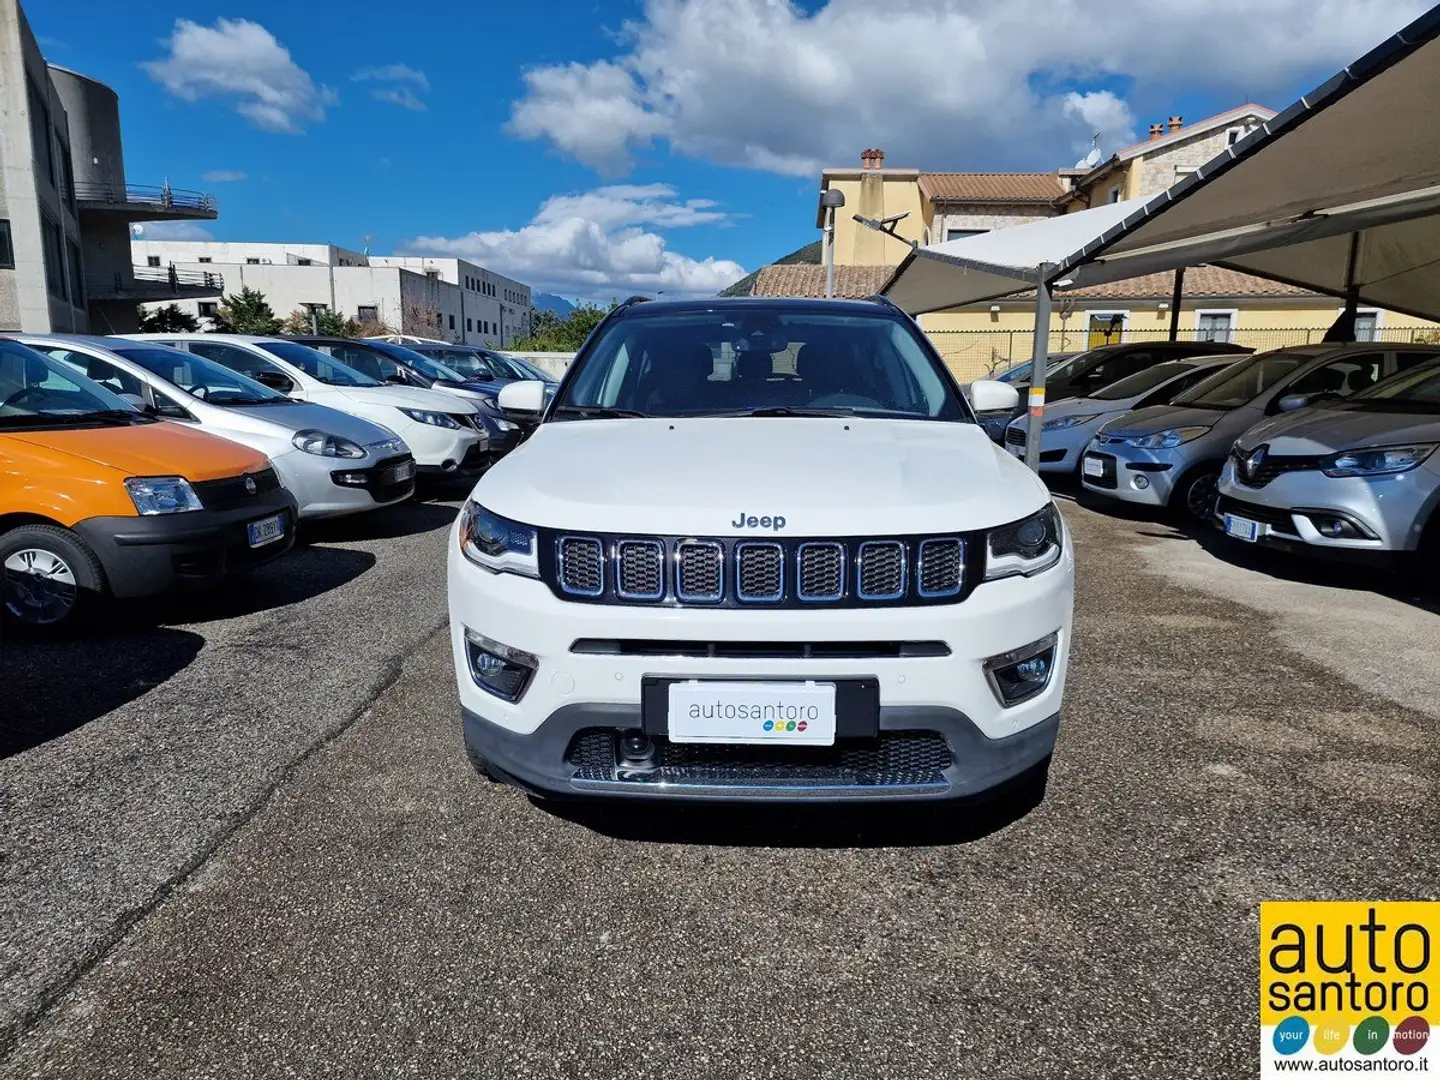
131,240 -> 367,267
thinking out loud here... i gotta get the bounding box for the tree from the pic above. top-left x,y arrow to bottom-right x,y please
403,301 -> 452,342
215,286 -> 281,335
510,301 -> 615,351
137,304 -> 199,333
281,307 -> 365,337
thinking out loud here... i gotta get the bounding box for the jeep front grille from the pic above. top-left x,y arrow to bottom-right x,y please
546,530 -> 975,608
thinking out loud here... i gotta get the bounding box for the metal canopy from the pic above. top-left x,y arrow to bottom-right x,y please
883,4 -> 1440,321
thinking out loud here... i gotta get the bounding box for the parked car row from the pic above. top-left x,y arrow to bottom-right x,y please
998,339 -> 1440,582
0,332 -> 549,631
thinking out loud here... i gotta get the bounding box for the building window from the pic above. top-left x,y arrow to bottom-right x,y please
467,317 -> 473,332
198,256 -> 212,263
1195,310 -> 1237,343
68,240 -> 83,305
426,269 -> 440,279
246,257 -> 260,265
1086,311 -> 1127,347
944,228 -> 987,243
26,76 -> 55,187
357,305 -> 378,323
147,255 -> 162,267
41,217 -> 66,300
295,257 -> 313,266
449,314 -> 456,329
1107,184 -> 1123,204
1354,311 -> 1380,342
199,301 -> 219,318
0,220 -> 13,269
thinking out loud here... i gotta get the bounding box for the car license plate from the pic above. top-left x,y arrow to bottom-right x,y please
1007,443 -> 1024,458
386,460 -> 416,483
667,681 -> 837,746
1083,455 -> 1104,478
1224,514 -> 1261,542
246,513 -> 286,548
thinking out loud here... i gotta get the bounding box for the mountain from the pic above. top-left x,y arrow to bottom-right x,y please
718,240 -> 822,297
534,293 -> 576,316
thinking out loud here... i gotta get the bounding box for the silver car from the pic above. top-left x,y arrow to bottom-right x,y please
1215,357 -> 1440,564
1003,357 -> 1239,474
1080,343 -> 1440,520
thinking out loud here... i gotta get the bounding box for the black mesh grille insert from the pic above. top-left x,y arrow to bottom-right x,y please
736,543 -> 783,601
677,541 -> 723,601
797,542 -> 844,601
1004,426 -> 1026,447
857,541 -> 905,599
616,540 -> 663,600
1230,450 -> 1327,489
192,467 -> 280,511
918,538 -> 964,597
565,730 -> 952,789
558,536 -> 603,595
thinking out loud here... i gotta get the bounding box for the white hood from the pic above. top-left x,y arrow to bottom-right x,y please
329,384 -> 478,413
477,417 -> 1049,536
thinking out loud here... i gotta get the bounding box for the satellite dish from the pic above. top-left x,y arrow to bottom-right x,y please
1084,145 -> 1103,167
131,224 -> 144,237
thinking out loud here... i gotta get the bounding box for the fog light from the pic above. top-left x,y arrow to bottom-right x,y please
331,470 -> 370,487
464,627 -> 537,702
1132,474 -> 1150,490
984,633 -> 1059,707
1305,513 -> 1369,540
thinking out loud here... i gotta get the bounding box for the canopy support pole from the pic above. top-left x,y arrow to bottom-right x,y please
1168,267 -> 1184,341
1023,264 -> 1053,473
1323,233 -> 1363,342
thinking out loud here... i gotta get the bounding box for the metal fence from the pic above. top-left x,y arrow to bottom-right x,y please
72,182 -> 218,214
926,326 -> 1440,382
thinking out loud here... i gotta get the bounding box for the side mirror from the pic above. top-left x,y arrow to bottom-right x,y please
385,373 -> 408,385
497,379 -> 547,420
969,379 -> 1021,414
253,370 -> 294,394
1275,392 -> 1312,413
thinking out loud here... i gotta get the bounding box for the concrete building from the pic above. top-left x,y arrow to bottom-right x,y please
132,241 -> 534,347
0,0 -> 220,332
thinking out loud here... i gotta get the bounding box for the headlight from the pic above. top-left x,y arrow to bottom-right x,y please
1321,444 -> 1436,478
124,476 -> 203,515
985,504 -> 1063,580
1124,426 -> 1211,449
1042,413 -> 1100,431
399,407 -> 462,429
369,436 -> 409,456
292,429 -> 366,458
457,501 -> 539,578
495,417 -> 518,432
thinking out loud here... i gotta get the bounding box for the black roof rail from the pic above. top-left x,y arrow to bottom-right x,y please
865,293 -> 903,312
615,294 -> 653,310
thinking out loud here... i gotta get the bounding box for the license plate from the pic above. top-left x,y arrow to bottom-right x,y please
246,513 -> 286,548
386,460 -> 416,483
1224,514 -> 1261,542
1083,456 -> 1105,478
1007,443 -> 1024,458
667,681 -> 837,745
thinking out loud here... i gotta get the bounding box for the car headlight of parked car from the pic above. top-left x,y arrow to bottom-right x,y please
1121,426 -> 1211,449
124,476 -> 204,515
369,436 -> 409,456
1042,413 -> 1100,431
985,503 -> 1063,580
291,429 -> 367,458
457,501 -> 539,578
1320,443 -> 1436,478
400,408 -> 462,429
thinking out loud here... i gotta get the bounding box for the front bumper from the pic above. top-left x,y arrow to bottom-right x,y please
1079,443 -> 1187,506
273,450 -> 416,519
447,528 -> 1074,802
1003,424 -> 1094,474
396,420 -> 486,473
72,487 -> 298,598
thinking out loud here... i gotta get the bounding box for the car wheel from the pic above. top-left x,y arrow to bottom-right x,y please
0,525 -> 105,632
1173,466 -> 1221,523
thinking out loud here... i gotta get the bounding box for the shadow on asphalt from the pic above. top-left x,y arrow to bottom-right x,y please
301,501 -> 459,544
0,627 -> 205,758
538,773 -> 1048,848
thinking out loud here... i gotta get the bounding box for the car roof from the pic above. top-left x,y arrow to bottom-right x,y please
608,295 -> 902,318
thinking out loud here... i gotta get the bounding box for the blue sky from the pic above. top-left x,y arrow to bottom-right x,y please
29,0 -> 1429,302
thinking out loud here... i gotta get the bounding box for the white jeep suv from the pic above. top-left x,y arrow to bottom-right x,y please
447,296 -> 1074,803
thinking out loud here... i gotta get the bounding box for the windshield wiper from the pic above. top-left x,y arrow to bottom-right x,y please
715,406 -> 856,418
551,405 -> 649,419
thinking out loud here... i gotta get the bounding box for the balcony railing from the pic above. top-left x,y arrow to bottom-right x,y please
73,182 -> 218,214
87,265 -> 225,299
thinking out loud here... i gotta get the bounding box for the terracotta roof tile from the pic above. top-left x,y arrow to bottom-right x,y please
750,264 -> 893,300
918,173 -> 1064,203
1066,266 -> 1317,300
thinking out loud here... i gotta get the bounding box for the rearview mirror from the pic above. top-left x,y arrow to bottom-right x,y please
497,379 -> 547,419
1275,393 -> 1312,413
385,373 -> 408,385
969,379 -> 1021,414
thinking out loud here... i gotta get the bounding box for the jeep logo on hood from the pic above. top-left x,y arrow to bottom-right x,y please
731,511 -> 787,531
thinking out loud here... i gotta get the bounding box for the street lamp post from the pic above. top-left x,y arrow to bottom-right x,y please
817,189 -> 847,298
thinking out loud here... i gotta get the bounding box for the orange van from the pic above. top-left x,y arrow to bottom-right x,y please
0,338 -> 297,629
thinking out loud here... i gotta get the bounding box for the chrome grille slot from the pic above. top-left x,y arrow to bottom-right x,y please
676,541 -> 723,602
616,539 -> 664,600
736,542 -> 784,602
796,542 -> 845,601
557,536 -> 604,596
857,541 -> 906,601
917,538 -> 964,598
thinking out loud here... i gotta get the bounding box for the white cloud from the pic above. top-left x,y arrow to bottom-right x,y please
201,169 -> 247,183
143,18 -> 335,133
353,63 -> 430,110
372,87 -> 426,111
136,221 -> 214,241
401,185 -> 745,298
509,0 -> 1428,176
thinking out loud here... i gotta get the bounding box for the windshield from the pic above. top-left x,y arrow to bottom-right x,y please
557,310 -> 966,420
258,341 -> 381,386
373,342 -> 468,383
500,354 -> 554,382
0,340 -> 150,428
1090,361 -> 1198,401
417,347 -> 506,380
1350,360 -> 1440,410
108,345 -> 287,405
1170,349 -> 1322,409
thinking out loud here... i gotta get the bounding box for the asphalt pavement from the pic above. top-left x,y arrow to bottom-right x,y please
2,491 -> 1436,1079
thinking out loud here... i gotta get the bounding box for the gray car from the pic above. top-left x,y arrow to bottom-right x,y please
1080,342 -> 1440,520
1215,357 -> 1440,566
1002,357 -> 1239,474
